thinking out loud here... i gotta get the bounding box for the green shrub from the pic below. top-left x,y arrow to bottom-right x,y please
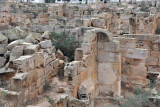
44,80 -> 51,91
120,88 -> 153,107
0,91 -> 7,107
155,28 -> 160,34
50,32 -> 78,61
46,95 -> 54,105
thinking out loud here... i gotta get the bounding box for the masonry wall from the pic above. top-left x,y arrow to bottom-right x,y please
123,34 -> 160,73
114,37 -> 148,87
0,39 -> 60,106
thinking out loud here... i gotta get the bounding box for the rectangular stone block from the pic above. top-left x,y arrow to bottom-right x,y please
13,55 -> 35,72
34,52 -> 44,68
114,37 -> 136,48
125,48 -> 148,59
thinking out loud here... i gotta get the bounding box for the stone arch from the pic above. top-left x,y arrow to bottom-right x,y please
81,28 -> 121,97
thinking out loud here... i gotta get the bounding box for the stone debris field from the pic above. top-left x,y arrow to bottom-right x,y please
0,0 -> 160,107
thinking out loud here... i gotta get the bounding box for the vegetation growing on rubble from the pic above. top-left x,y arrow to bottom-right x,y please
120,88 -> 155,107
155,28 -> 160,34
49,32 -> 78,61
46,95 -> 55,105
0,91 -> 8,107
44,80 -> 52,91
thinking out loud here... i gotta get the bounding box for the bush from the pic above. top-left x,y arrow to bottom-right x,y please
44,80 -> 51,91
49,32 -> 78,61
155,28 -> 160,34
120,88 -> 153,107
0,91 -> 7,107
46,95 -> 54,105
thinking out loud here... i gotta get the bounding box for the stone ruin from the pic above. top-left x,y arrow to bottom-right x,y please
0,0 -> 160,107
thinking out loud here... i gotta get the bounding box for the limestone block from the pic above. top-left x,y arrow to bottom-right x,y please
97,51 -> 121,63
36,76 -> 45,88
10,45 -> 24,61
45,71 -> 53,82
11,73 -> 28,91
34,52 -> 44,68
146,57 -> 158,66
38,84 -> 44,94
75,48 -> 83,61
41,31 -> 50,40
2,30 -> 18,42
151,51 -> 159,58
40,40 -> 52,49
83,19 -> 91,27
28,33 -> 42,41
0,44 -> 7,55
24,45 -> 40,55
51,68 -> 59,77
28,69 -> 39,86
39,13 -> 49,18
36,68 -> 45,78
0,57 -> 6,68
64,61 -> 80,77
68,97 -> 89,107
53,59 -> 60,68
7,40 -> 20,51
81,43 -> 92,55
13,55 -> 35,72
83,30 -> 97,43
98,62 -> 120,85
28,89 -> 38,101
91,18 -> 105,28
28,82 -> 36,92
25,36 -> 35,43
100,41 -> 120,52
125,48 -> 148,59
44,56 -> 54,67
0,34 -> 8,44
45,63 -> 53,74
114,37 -> 136,48
148,66 -> 160,72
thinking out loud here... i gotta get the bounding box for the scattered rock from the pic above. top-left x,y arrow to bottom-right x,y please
0,44 -> 7,55
0,34 -> 8,44
39,40 -> 52,49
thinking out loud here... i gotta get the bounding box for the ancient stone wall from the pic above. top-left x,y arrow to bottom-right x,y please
114,37 -> 148,87
123,34 -> 160,73
0,32 -> 60,106
64,28 -> 121,103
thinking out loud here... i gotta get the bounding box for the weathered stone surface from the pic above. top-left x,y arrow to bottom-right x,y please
68,97 -> 89,107
1,30 -> 18,42
0,44 -> 7,55
0,34 -> 8,44
25,36 -> 35,43
39,40 -> 52,49
0,57 -> 6,68
34,52 -> 44,68
24,45 -> 39,55
10,45 -> 24,61
13,55 -> 35,72
7,40 -> 20,51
